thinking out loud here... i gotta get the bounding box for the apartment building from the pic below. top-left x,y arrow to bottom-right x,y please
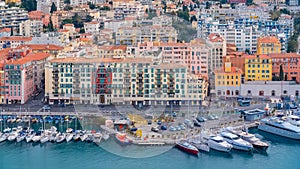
215,56 -> 243,97
269,53 -> 300,83
137,39 -> 209,78
19,20 -> 43,37
0,6 -> 28,33
3,52 -> 51,104
244,54 -> 272,81
116,25 -> 177,46
257,36 -> 281,55
0,28 -> 10,38
45,58 -> 207,105
0,36 -> 32,50
84,21 -> 100,34
112,0 -> 145,20
206,33 -> 227,73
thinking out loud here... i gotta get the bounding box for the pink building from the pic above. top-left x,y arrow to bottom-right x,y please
28,11 -> 50,26
137,39 -> 209,78
4,52 -> 50,104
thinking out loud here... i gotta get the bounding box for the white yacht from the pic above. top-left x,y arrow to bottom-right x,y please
7,128 -> 19,141
220,132 -> 253,151
66,133 -> 74,143
16,133 -> 26,142
25,131 -> 36,143
258,117 -> 300,139
207,136 -> 233,153
224,127 -> 269,150
93,133 -> 102,144
286,115 -> 300,127
56,133 -> 65,143
0,133 -> 9,142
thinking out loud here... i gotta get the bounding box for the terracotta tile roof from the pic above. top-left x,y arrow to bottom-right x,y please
7,52 -> 51,65
0,36 -> 32,41
154,63 -> 187,69
16,44 -> 63,51
58,29 -> 69,33
214,66 -> 243,74
0,48 -> 11,60
110,45 -> 127,51
258,36 -> 280,43
0,28 -> 11,33
269,53 -> 300,58
50,57 -> 152,64
244,54 -> 270,59
64,24 -> 74,27
85,21 -> 99,24
208,33 -> 224,42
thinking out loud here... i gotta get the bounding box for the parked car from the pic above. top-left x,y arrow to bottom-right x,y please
157,121 -> 162,125
160,125 -> 167,130
207,115 -> 216,120
196,117 -> 207,122
42,105 -> 51,110
169,126 -> 176,132
151,127 -> 159,132
172,112 -> 177,117
193,119 -> 202,127
147,120 -> 152,125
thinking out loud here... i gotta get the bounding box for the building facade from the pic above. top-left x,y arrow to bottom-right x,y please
45,58 -> 207,105
245,55 -> 272,81
257,36 -> 281,55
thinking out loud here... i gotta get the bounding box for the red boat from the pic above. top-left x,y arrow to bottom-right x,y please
176,141 -> 199,155
115,133 -> 132,145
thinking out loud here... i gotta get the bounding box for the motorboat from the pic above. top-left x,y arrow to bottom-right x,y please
207,136 -> 233,153
16,132 -> 26,142
66,128 -> 73,133
225,127 -> 268,150
188,138 -> 210,152
66,133 -> 74,143
80,132 -> 88,142
103,133 -> 110,141
32,132 -> 42,143
175,141 -> 199,155
0,133 -> 9,142
56,133 -> 65,143
93,133 -> 102,144
7,128 -> 19,141
25,131 -> 36,143
115,133 -> 132,145
258,117 -> 300,139
220,132 -> 253,151
85,132 -> 94,143
286,115 -> 300,127
40,135 -> 49,144
73,132 -> 81,141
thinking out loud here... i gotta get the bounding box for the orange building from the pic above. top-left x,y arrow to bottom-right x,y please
269,53 -> 300,83
257,36 -> 281,55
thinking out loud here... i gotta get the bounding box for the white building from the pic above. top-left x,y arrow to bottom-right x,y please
84,21 -> 100,34
241,81 -> 300,97
70,0 -> 87,6
19,20 -> 43,37
27,32 -> 68,46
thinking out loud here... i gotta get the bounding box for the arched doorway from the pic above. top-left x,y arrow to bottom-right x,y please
259,90 -> 264,96
271,90 -> 275,96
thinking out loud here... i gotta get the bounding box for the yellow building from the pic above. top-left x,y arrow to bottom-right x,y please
5,0 -> 21,4
215,57 -> 243,97
257,36 -> 281,55
245,54 -> 272,81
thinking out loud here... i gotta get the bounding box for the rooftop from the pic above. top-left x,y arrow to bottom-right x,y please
16,44 -> 64,51
0,36 -> 32,41
50,57 -> 152,64
258,36 -> 280,43
269,53 -> 300,58
6,52 -> 51,65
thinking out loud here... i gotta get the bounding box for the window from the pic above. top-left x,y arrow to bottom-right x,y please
271,90 -> 275,96
283,90 -> 287,94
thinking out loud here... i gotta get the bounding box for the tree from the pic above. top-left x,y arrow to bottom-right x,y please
85,15 -> 94,22
64,0 -> 70,3
21,0 -> 37,12
47,18 -> 54,32
190,15 -> 197,22
279,64 -> 284,81
205,2 -> 211,9
50,2 -> 57,14
177,10 -> 190,22
88,2 -> 96,10
280,8 -> 290,15
72,13 -> 83,28
287,38 -> 298,53
64,5 -> 73,11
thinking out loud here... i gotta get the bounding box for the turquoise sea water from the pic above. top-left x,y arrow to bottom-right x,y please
1,128 -> 300,169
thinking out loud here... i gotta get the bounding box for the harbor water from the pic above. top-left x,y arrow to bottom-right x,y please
1,128 -> 300,169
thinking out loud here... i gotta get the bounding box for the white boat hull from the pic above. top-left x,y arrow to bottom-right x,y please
258,123 -> 300,140
208,141 -> 232,152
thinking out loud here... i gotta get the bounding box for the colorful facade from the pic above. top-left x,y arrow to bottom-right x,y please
215,57 -> 243,97
269,53 -> 300,83
245,55 -> 272,81
45,58 -> 207,105
257,36 -> 281,55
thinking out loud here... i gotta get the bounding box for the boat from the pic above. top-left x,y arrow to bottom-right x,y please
220,132 -> 253,151
86,132 -> 94,142
16,132 -> 26,142
40,130 -> 51,144
32,132 -> 42,143
66,128 -> 73,133
25,131 -> 36,143
73,131 -> 81,141
93,133 -> 102,144
258,117 -> 300,140
103,133 -> 110,141
188,138 -> 210,152
0,133 -> 9,142
286,115 -> 300,127
80,132 -> 88,142
56,133 -> 65,143
7,128 -> 19,141
225,127 -> 269,150
207,136 -> 233,153
115,133 -> 132,145
66,133 -> 74,143
175,141 -> 199,155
